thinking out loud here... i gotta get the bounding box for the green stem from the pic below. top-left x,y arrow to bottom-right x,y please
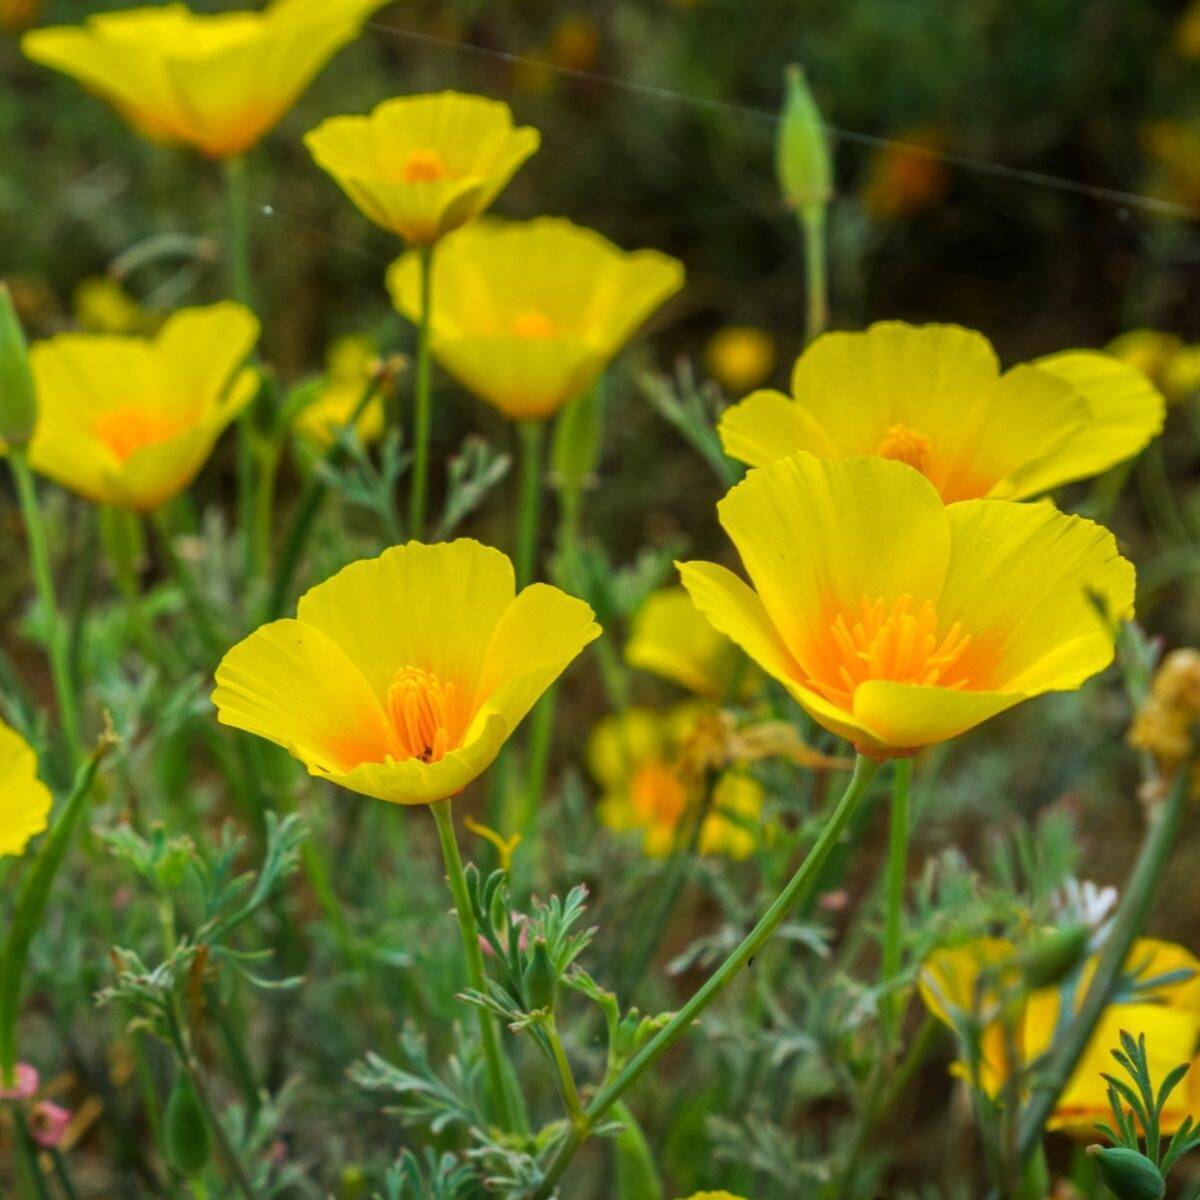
408,244 -> 434,540
429,799 -> 521,1132
0,740 -> 108,1085
265,377 -> 382,620
168,1008 -> 258,1200
800,203 -> 828,344
515,419 -> 545,588
543,1014 -> 586,1128
8,448 -> 82,763
881,757 -> 911,1047
12,1106 -> 52,1200
1013,765 -> 1190,1171
252,440 -> 279,582
530,755 -> 881,1199
224,154 -> 259,585
151,512 -> 224,660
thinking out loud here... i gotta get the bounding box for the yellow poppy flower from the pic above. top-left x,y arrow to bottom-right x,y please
72,276 -> 147,336
305,92 -> 539,246
387,217 -> 684,420
718,322 -> 1165,502
588,706 -> 763,859
920,937 -> 1200,1133
680,1194 -> 752,1200
22,0 -> 383,160
293,334 -> 386,448
0,721 -> 52,858
626,587 -> 754,701
678,453 -> 1133,758
705,325 -> 776,395
27,302 -> 259,513
213,539 -> 600,805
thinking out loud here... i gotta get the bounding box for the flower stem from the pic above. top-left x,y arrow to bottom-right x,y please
429,798 -> 522,1132
223,154 -> 259,581
800,203 -> 828,344
0,736 -> 109,1086
8,447 -> 83,763
530,754 -> 881,1199
543,1013 -> 586,1128
1012,764 -> 1191,1171
514,419 -> 545,589
266,377 -> 382,620
408,244 -> 435,540
881,757 -> 911,1047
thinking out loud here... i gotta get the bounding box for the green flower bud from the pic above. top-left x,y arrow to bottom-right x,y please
1017,924 -> 1090,990
0,283 -> 37,450
1087,1146 -> 1165,1200
776,65 -> 833,214
163,1073 -> 210,1177
523,936 -> 558,1012
551,386 -> 604,492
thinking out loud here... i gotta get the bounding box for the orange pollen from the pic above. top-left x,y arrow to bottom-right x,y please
804,595 -> 973,711
386,666 -> 457,764
630,761 -> 688,829
877,423 -> 933,475
399,148 -> 449,183
510,309 -> 558,339
92,407 -> 186,461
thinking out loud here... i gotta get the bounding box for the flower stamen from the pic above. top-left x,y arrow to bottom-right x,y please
92,407 -> 186,461
877,423 -> 933,475
386,666 -> 458,763
805,594 -> 972,711
398,148 -> 450,183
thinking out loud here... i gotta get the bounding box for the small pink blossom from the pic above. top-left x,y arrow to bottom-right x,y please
480,914 -> 529,957
818,889 -> 850,912
0,1063 -> 40,1100
29,1100 -> 71,1148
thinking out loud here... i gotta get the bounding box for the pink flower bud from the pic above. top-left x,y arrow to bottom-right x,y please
0,1063 -> 39,1100
29,1101 -> 71,1148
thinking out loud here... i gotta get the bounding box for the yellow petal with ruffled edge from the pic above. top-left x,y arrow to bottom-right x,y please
213,540 -> 599,805
938,498 -> 1134,694
306,92 -> 539,244
717,387 -> 838,468
0,721 -> 52,858
23,0 -> 384,158
1001,351 -> 1167,498
625,587 -> 750,700
28,302 -> 258,512
388,217 -> 683,419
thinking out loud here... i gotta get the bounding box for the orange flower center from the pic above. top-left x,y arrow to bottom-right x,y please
92,407 -> 186,461
803,595 -> 973,711
510,309 -> 558,339
386,666 -> 459,763
630,760 -> 688,829
399,148 -> 450,183
877,423 -> 933,475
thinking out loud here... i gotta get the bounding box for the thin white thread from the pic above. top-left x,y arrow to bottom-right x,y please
363,19 -> 1199,222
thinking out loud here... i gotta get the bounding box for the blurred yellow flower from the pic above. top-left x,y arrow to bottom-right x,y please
1141,120 -> 1200,212
705,325 -> 775,395
22,0 -> 383,159
1108,329 -> 1200,406
213,540 -> 599,805
72,276 -> 145,335
388,217 -> 684,420
860,128 -> 951,222
1177,1 -> 1200,58
0,721 -> 52,858
27,302 -> 258,512
678,453 -> 1133,758
679,1194 -> 751,1200
920,936 -> 1200,1133
293,334 -> 386,448
626,587 -> 753,700
306,92 -> 539,246
588,706 -> 763,859
549,16 -> 599,72
719,322 -> 1165,502
1128,648 -> 1200,798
